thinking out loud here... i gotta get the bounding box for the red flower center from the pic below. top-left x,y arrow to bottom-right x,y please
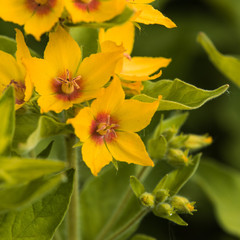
91,113 -> 119,144
52,69 -> 83,101
6,80 -> 26,105
74,0 -> 100,12
25,0 -> 57,15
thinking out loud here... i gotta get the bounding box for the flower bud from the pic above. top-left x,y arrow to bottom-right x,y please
167,148 -> 190,167
184,134 -> 212,150
139,192 -> 155,208
155,189 -> 169,203
170,195 -> 196,214
154,203 -> 174,217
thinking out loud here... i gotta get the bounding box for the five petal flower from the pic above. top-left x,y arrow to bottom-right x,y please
0,0 -> 64,40
23,26 -> 124,113
67,77 -> 160,176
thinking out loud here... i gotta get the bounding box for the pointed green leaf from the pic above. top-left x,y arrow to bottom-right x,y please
198,32 -> 240,87
0,172 -> 65,212
130,234 -> 157,240
159,154 -> 201,196
162,213 -> 188,226
0,157 -> 65,185
130,176 -> 145,198
0,86 -> 15,155
17,115 -> 72,153
133,79 -> 229,110
195,160 -> 240,237
37,140 -> 54,158
0,169 -> 74,240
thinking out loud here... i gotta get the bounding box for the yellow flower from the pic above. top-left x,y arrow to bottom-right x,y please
64,0 -> 126,23
67,77 -> 160,176
0,29 -> 33,109
0,0 -> 64,40
23,26 -> 124,113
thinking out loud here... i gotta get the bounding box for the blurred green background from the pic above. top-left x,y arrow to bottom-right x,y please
1,0 -> 240,239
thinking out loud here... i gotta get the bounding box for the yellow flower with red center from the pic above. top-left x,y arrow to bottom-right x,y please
67,77 -> 160,176
0,0 -> 64,40
23,26 -> 124,113
64,0 -> 126,23
0,29 -> 33,109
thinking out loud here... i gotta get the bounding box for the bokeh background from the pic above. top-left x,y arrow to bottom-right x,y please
1,0 -> 240,239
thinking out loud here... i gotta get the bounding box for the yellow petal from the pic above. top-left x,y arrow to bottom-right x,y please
77,49 -> 124,91
44,26 -> 81,75
23,57 -> 57,96
0,0 -> 32,25
128,0 -> 154,3
64,0 -> 126,23
133,4 -> 176,28
107,131 -> 154,166
67,107 -> 94,142
91,76 -> 124,117
0,51 -> 24,89
122,56 -> 171,76
38,94 -> 73,113
82,138 -> 112,176
114,98 -> 159,132
99,21 -> 135,54
24,75 -> 34,102
120,70 -> 162,81
24,0 -> 64,40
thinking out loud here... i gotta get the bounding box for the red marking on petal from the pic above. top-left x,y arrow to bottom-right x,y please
74,0 -> 100,12
25,0 -> 57,15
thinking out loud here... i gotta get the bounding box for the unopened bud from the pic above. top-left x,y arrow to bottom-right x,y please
170,195 -> 196,214
154,203 -> 174,217
139,192 -> 155,208
155,189 -> 169,203
184,134 -> 212,150
167,148 -> 190,167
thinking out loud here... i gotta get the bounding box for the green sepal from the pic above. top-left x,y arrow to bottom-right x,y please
130,176 -> 145,198
133,79 -> 229,111
112,158 -> 119,171
161,213 -> 188,226
73,141 -> 83,148
147,135 -> 167,160
198,32 -> 240,88
0,86 -> 15,156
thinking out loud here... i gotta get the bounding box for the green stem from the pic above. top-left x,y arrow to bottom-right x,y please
66,134 -> 80,240
96,166 -> 149,240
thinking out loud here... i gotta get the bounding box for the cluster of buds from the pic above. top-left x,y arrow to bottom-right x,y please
148,113 -> 212,168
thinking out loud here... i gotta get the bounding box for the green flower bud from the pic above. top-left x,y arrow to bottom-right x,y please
167,148 -> 190,167
154,203 -> 174,217
170,195 -> 196,214
139,192 -> 155,208
184,134 -> 212,150
155,189 -> 169,203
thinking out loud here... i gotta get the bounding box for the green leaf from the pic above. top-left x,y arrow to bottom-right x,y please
0,35 -> 17,55
70,27 -> 98,58
194,159 -> 240,237
37,140 -> 54,158
0,157 -> 66,185
17,115 -> 72,153
0,86 -> 15,155
130,234 -> 157,240
0,169 -> 74,240
162,213 -> 188,226
147,135 -> 167,160
130,176 -> 145,198
0,172 -> 64,212
198,32 -> 240,87
158,154 -> 201,196
133,79 -> 229,110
